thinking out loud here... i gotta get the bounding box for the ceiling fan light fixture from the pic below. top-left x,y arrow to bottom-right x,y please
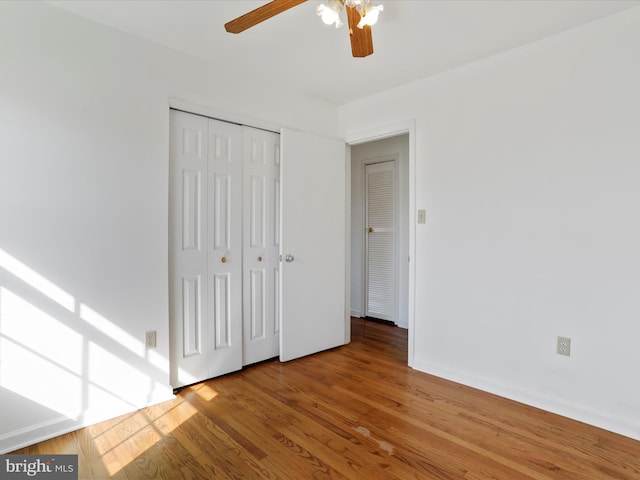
317,0 -> 345,28
357,3 -> 383,28
225,0 -> 376,58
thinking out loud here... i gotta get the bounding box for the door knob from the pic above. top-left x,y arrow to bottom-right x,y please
367,227 -> 374,233
221,256 -> 227,263
258,256 -> 263,262
285,254 -> 295,263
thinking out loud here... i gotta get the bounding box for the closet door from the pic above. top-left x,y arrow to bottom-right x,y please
280,129 -> 347,362
169,111 -> 243,388
206,118 -> 243,378
242,126 -> 280,365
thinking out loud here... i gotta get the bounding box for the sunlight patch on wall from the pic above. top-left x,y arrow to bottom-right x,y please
147,349 -> 170,374
0,287 -> 83,418
0,247 -> 176,452
79,303 -> 143,357
0,246 -> 177,452
0,250 -> 74,312
85,341 -> 150,422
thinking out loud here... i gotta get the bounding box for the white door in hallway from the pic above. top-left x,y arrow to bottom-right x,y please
280,129 -> 347,362
365,160 -> 395,322
169,111 -> 243,388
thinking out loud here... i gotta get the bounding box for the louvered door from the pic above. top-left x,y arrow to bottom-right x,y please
365,161 -> 395,322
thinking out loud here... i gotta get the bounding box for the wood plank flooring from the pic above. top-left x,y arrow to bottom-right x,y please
13,318 -> 640,479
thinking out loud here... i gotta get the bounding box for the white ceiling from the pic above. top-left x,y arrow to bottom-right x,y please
46,0 -> 639,105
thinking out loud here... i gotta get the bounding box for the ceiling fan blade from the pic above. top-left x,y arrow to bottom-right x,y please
225,0 -> 307,34
346,6 -> 374,58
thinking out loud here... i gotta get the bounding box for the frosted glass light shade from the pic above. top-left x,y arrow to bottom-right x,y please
357,4 -> 383,28
317,1 -> 345,28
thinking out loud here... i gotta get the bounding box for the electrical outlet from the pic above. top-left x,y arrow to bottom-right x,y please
557,336 -> 571,356
145,331 -> 156,349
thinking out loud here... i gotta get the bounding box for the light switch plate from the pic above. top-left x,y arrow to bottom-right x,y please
417,209 -> 426,224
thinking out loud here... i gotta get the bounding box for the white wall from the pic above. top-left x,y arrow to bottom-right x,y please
0,1 -> 339,452
340,7 -> 640,440
350,136 -> 409,328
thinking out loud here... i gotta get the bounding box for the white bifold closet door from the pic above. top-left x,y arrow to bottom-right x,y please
168,112 -> 281,387
169,111 -> 347,388
169,111 -> 244,387
242,126 -> 280,366
365,161 -> 395,322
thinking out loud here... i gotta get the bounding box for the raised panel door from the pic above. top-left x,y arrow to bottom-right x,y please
169,111 -> 210,387
206,119 -> 243,379
242,126 -> 280,365
169,111 -> 243,388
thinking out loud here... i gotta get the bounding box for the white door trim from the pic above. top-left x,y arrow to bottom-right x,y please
346,120 -> 416,367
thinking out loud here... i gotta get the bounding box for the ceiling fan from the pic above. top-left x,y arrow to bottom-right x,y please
225,0 -> 384,58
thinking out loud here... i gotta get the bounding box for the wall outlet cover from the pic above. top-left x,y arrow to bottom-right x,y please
557,336 -> 571,356
146,331 -> 157,349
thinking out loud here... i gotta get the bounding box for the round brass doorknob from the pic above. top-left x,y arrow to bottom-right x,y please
221,256 -> 227,263
367,227 -> 374,233
258,256 -> 263,262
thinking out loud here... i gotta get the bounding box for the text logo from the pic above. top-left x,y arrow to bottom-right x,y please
0,455 -> 77,480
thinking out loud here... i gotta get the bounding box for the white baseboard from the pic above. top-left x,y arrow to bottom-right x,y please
0,416 -> 81,454
0,391 -> 176,454
412,358 -> 640,442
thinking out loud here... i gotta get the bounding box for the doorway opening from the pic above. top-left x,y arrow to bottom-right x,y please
349,133 -> 411,336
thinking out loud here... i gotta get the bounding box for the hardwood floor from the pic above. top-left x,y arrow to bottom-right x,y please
13,318 -> 640,479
